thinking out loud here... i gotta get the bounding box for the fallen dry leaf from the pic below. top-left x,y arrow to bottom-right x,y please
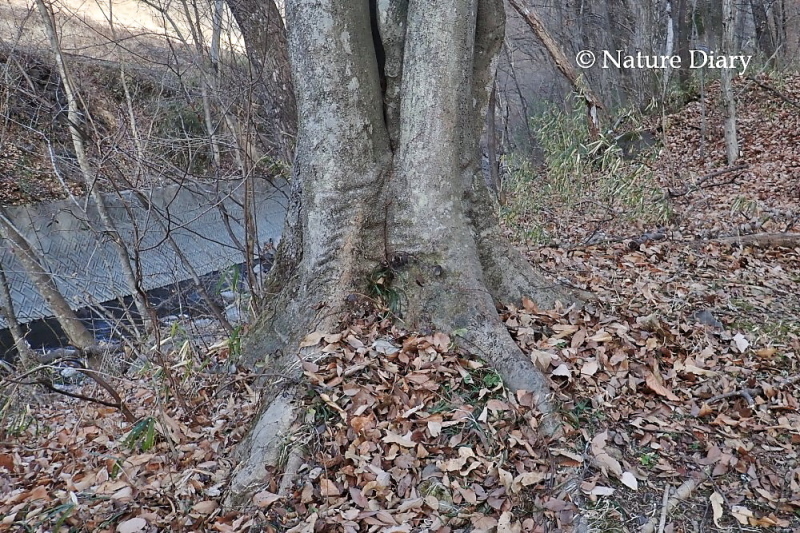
710,491 -> 724,527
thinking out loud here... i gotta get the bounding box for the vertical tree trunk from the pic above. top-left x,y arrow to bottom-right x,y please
721,0 -> 739,165
749,0 -> 776,60
675,0 -> 692,89
486,81 -> 503,203
661,0 -> 676,133
225,0 -> 297,163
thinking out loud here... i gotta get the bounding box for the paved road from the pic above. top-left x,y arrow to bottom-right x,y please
0,179 -> 287,328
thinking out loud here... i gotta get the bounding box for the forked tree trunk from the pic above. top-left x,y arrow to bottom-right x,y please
228,0 -> 576,501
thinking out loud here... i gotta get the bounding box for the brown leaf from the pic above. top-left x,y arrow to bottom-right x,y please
589,330 -> 612,343
319,477 -> 341,497
193,500 -> 219,514
471,516 -> 498,530
383,431 -> 416,448
299,331 -> 325,348
0,454 -> 14,472
350,415 -> 375,434
581,360 -> 599,376
253,490 -> 281,508
349,486 -> 369,508
26,485 -> 50,502
530,348 -> 554,370
710,491 -> 724,527
644,369 -> 680,401
116,517 -> 147,533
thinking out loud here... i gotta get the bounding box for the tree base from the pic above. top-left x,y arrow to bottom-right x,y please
225,307 -> 588,530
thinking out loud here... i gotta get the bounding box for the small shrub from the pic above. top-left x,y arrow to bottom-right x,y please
501,101 -> 670,244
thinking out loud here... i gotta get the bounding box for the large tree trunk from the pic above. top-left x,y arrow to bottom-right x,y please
228,0 -> 577,501
225,0 -> 297,163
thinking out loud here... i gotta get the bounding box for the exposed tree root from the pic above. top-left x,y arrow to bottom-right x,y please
466,178 -> 590,308
226,387 -> 301,505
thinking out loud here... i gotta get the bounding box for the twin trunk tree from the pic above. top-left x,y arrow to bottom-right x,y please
229,0 -> 575,498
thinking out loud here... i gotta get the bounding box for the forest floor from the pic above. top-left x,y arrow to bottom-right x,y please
1,52 -> 799,533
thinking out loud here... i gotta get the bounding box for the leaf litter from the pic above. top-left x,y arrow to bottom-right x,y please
1,75 -> 799,532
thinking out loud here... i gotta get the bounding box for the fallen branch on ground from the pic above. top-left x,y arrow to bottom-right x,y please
3,358 -> 136,423
746,76 -> 800,110
665,165 -> 748,199
640,471 -> 710,533
706,374 -> 800,406
701,232 -> 800,248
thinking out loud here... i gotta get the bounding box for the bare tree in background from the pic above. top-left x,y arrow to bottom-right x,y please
0,0 -> 294,358
225,0 -> 296,163
750,0 -> 777,61
721,0 -> 739,164
507,0 -> 604,140
35,0 -> 151,335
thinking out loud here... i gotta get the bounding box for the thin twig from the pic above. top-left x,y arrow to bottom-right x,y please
658,484 -> 670,533
665,165 -> 748,199
641,470 -> 710,533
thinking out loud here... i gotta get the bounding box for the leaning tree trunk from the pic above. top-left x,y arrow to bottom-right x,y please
0,210 -> 96,350
0,258 -> 36,367
507,0 -> 604,141
227,0 -> 576,501
36,0 -> 152,336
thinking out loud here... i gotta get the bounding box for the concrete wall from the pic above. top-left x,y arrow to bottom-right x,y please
0,179 -> 287,327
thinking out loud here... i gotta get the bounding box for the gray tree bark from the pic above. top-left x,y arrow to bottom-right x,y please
225,0 -> 297,163
0,258 -> 35,367
228,0 -> 577,501
721,0 -> 739,165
